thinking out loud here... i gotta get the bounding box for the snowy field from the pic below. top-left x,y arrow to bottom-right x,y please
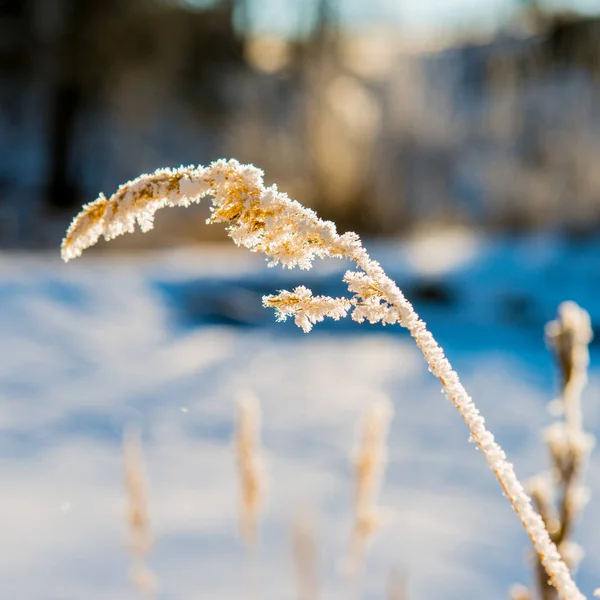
1,231 -> 600,600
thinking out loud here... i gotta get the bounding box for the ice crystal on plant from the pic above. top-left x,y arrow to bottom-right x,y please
263,286 -> 351,333
517,302 -> 594,599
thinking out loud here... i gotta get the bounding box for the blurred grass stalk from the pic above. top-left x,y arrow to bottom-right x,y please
345,399 -> 393,579
123,426 -> 157,597
235,393 -> 265,548
292,512 -> 319,600
512,302 -> 594,600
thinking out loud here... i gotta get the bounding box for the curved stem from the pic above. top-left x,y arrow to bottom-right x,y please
350,248 -> 584,600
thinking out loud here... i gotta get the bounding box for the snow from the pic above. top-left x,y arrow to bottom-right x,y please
1,233 -> 599,599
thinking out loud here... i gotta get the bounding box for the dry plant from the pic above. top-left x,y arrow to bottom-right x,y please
387,568 -> 408,600
345,399 -> 392,577
511,302 -> 594,600
62,158 -> 585,599
235,394 -> 265,547
123,426 -> 157,597
292,512 -> 319,600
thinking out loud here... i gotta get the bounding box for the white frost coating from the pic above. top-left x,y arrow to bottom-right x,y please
61,159 -> 585,600
546,301 -> 593,436
267,286 -> 351,333
516,302 -> 594,597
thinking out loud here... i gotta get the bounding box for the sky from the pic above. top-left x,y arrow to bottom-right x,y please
181,0 -> 600,37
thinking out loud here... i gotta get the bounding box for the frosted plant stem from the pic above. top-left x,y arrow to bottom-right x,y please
526,302 -> 594,600
61,159 -> 585,600
349,248 -> 584,600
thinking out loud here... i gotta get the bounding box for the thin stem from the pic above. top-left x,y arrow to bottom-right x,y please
349,248 -> 584,600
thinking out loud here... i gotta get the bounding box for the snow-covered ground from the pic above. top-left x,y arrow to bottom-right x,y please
1,231 -> 600,600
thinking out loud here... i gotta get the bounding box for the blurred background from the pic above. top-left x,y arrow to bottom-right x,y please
4,0 -> 600,246
2,1 -> 600,599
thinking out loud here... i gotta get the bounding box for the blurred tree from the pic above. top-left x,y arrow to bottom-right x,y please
44,0 -> 101,210
44,0 -> 244,210
0,0 -> 244,213
0,0 -> 33,124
